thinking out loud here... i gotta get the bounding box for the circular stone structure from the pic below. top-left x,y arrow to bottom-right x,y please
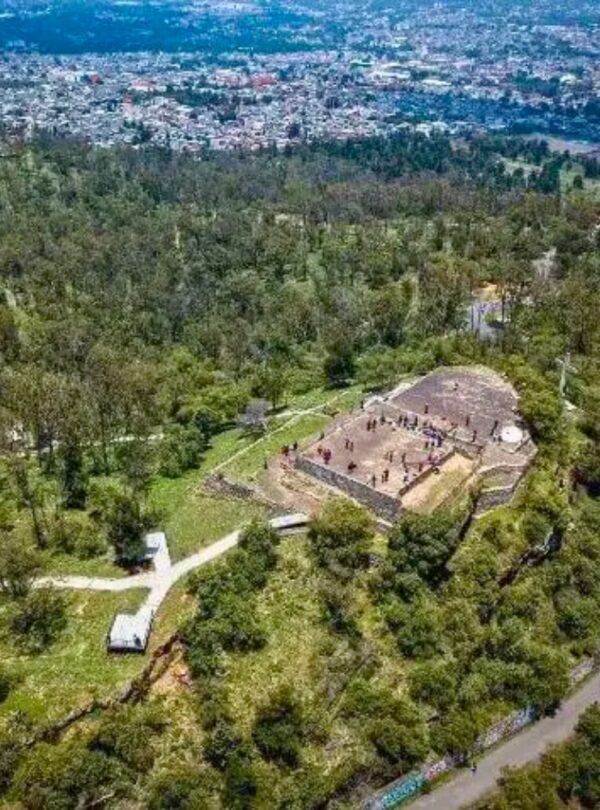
500,424 -> 524,444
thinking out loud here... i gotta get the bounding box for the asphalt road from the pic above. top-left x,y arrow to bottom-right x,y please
408,672 -> 600,810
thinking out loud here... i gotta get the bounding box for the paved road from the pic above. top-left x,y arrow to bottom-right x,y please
408,672 -> 600,810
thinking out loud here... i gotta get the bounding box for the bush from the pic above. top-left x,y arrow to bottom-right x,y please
9,740 -> 127,810
319,579 -> 360,639
147,765 -> 219,810
184,521 -> 279,678
0,667 -> 10,704
252,687 -> 305,768
408,659 -> 459,713
342,679 -> 429,768
10,589 -> 68,652
49,511 -> 107,560
89,704 -> 165,773
223,750 -> 258,810
367,716 -> 428,768
382,510 -> 460,590
204,719 -> 246,770
384,595 -> 443,659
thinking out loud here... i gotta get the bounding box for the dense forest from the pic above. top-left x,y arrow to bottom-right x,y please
1,131 -> 600,808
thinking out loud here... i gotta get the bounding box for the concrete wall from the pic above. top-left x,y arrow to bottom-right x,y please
295,456 -> 401,522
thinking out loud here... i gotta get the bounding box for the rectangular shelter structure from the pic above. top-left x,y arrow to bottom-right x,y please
107,606 -> 153,653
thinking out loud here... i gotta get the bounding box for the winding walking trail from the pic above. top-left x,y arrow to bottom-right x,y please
37,514 -> 308,619
406,671 -> 600,810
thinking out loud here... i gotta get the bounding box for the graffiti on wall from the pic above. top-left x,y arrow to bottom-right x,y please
473,706 -> 536,754
368,772 -> 426,810
364,658 -> 597,809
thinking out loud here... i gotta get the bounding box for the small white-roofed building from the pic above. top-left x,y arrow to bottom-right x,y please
269,513 -> 308,532
107,606 -> 153,653
144,530 -> 171,574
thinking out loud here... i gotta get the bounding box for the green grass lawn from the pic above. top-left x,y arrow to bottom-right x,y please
225,413 -> 330,482
149,471 -> 267,561
0,588 -> 148,723
45,552 -> 127,579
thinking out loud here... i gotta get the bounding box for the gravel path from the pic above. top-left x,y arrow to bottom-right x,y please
37,515 -> 308,619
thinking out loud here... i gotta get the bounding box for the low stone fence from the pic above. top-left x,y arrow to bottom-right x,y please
204,474 -> 259,501
295,456 -> 401,523
204,473 -> 280,512
365,656 -> 598,810
397,448 -> 456,498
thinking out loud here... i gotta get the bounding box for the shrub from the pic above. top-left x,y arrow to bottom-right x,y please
10,589 -> 68,652
147,765 -> 219,810
252,687 -> 305,768
49,511 -> 107,559
89,704 -> 165,773
367,716 -> 428,768
204,719 -> 246,771
0,667 -> 10,704
9,739 -> 127,810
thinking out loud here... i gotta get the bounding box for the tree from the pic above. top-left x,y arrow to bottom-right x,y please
10,588 -> 68,652
48,510 -> 107,560
59,441 -> 88,510
91,485 -> 150,567
324,344 -> 355,388
383,510 -> 460,590
158,423 -> 206,478
7,459 -> 49,549
254,361 -> 289,409
308,498 -> 373,579
116,437 -> 154,498
237,399 -> 270,435
0,528 -> 44,599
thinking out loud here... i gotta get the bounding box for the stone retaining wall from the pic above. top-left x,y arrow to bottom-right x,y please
204,474 -> 280,511
295,456 -> 401,522
205,474 -> 259,500
397,448 -> 456,497
475,485 -> 518,513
